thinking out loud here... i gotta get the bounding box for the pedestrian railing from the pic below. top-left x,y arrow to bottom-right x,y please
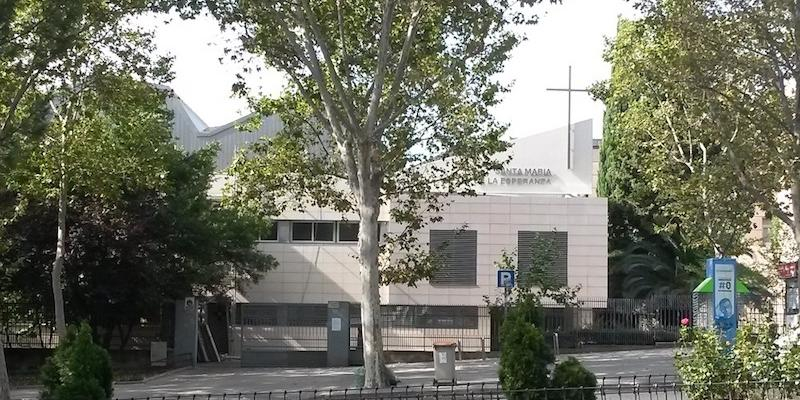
110,376 -> 800,400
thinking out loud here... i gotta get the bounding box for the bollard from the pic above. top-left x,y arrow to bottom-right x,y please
553,332 -> 560,357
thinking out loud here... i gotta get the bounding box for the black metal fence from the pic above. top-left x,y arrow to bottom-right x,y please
1,302 -> 59,348
111,380 -> 799,400
231,295 -> 791,355
10,294 -> 792,352
693,293 -> 788,331
1,302 -> 173,350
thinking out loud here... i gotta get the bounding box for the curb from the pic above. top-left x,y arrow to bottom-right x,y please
116,366 -> 191,385
11,366 -> 190,392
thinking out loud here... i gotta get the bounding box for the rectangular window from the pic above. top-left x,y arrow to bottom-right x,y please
258,223 -> 278,241
314,222 -> 335,242
292,222 -> 313,241
338,222 -> 359,242
517,231 -> 569,287
429,230 -> 478,286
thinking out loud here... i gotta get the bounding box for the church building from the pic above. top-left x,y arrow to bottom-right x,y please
168,95 -> 608,359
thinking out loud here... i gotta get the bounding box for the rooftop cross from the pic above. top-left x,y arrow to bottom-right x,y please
546,65 -> 590,169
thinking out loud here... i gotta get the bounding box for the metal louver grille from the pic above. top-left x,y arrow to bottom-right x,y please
517,231 -> 568,287
429,230 -> 477,286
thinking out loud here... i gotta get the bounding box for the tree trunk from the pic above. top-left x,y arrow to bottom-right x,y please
51,152 -> 68,339
358,185 -> 388,388
0,336 -> 9,400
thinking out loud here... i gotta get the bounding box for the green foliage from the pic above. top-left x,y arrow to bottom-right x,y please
487,231 -> 580,308
206,0 -> 560,286
0,148 -> 276,347
550,357 -> 597,400
597,16 -> 756,257
675,323 -> 799,399
40,322 -> 113,400
498,298 -> 553,400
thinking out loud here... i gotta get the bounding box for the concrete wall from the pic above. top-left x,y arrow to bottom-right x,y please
242,194 -> 608,305
385,195 -> 608,304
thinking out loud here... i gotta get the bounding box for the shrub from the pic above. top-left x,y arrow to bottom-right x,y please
550,357 -> 597,400
676,323 -> 790,400
40,322 -> 113,400
499,299 -> 554,400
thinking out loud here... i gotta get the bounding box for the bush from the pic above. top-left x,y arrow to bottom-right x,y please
40,322 -> 113,400
499,299 -> 554,400
675,323 -> 792,400
550,357 -> 597,400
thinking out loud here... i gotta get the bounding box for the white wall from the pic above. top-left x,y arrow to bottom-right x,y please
242,194 -> 608,305
385,195 -> 608,305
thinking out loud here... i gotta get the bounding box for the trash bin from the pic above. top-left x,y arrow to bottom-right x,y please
433,341 -> 457,385
353,366 -> 365,387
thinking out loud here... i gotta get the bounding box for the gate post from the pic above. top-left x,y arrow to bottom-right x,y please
327,301 -> 350,367
174,297 -> 199,367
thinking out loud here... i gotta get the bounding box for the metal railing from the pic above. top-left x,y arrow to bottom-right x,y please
232,295 -> 786,354
111,380 -> 799,400
2,302 -> 172,350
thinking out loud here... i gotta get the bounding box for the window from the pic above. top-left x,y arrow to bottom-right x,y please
258,224 -> 278,241
517,231 -> 568,287
292,222 -> 313,241
429,230 -> 478,286
338,222 -> 359,242
314,222 -> 335,242
287,220 -> 382,243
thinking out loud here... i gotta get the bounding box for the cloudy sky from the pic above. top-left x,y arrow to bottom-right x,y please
150,0 -> 638,139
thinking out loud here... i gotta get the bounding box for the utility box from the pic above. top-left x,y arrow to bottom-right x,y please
150,341 -> 167,367
433,341 -> 457,385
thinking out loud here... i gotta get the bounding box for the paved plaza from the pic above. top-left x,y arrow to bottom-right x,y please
10,348 -> 676,399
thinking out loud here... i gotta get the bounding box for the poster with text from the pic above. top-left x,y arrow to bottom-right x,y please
712,259 -> 737,343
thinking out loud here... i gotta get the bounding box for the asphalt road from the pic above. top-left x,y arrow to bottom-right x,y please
10,348 -> 677,400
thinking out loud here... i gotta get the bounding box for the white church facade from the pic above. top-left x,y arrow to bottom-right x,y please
168,96 -> 609,307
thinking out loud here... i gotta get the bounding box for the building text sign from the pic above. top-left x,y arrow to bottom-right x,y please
485,167 -> 554,186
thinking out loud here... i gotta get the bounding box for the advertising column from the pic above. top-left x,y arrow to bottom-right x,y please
710,258 -> 737,343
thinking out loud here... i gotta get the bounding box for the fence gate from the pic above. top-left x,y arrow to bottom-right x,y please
240,303 -> 328,367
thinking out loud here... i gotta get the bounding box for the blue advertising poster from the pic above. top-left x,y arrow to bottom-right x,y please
710,258 -> 737,343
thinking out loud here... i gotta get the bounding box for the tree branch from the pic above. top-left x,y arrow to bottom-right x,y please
335,0 -> 353,93
0,63 -> 41,140
365,0 -> 395,137
297,0 -> 359,130
273,13 -> 349,134
725,143 -> 794,228
377,0 -> 422,138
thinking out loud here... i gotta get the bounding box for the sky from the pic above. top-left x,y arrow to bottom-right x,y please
149,0 -> 638,139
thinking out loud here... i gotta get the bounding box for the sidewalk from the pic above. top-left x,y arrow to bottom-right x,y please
10,348 -> 676,400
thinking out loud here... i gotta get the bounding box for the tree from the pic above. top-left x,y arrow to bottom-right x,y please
0,336 -> 7,400
197,0 -> 560,387
622,0 -> 800,257
598,90 -> 706,297
596,15 -> 758,258
1,0 -> 176,340
40,322 -> 113,400
0,0 -> 176,391
1,148 -> 276,348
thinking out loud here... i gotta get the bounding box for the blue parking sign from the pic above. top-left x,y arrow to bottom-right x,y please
497,270 -> 515,288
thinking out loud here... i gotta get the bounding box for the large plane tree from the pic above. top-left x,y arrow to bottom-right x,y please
199,0 -> 560,387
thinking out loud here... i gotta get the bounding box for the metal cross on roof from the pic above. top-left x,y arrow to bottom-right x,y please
546,66 -> 590,169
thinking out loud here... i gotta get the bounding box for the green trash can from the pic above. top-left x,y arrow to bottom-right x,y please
353,366 -> 365,387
